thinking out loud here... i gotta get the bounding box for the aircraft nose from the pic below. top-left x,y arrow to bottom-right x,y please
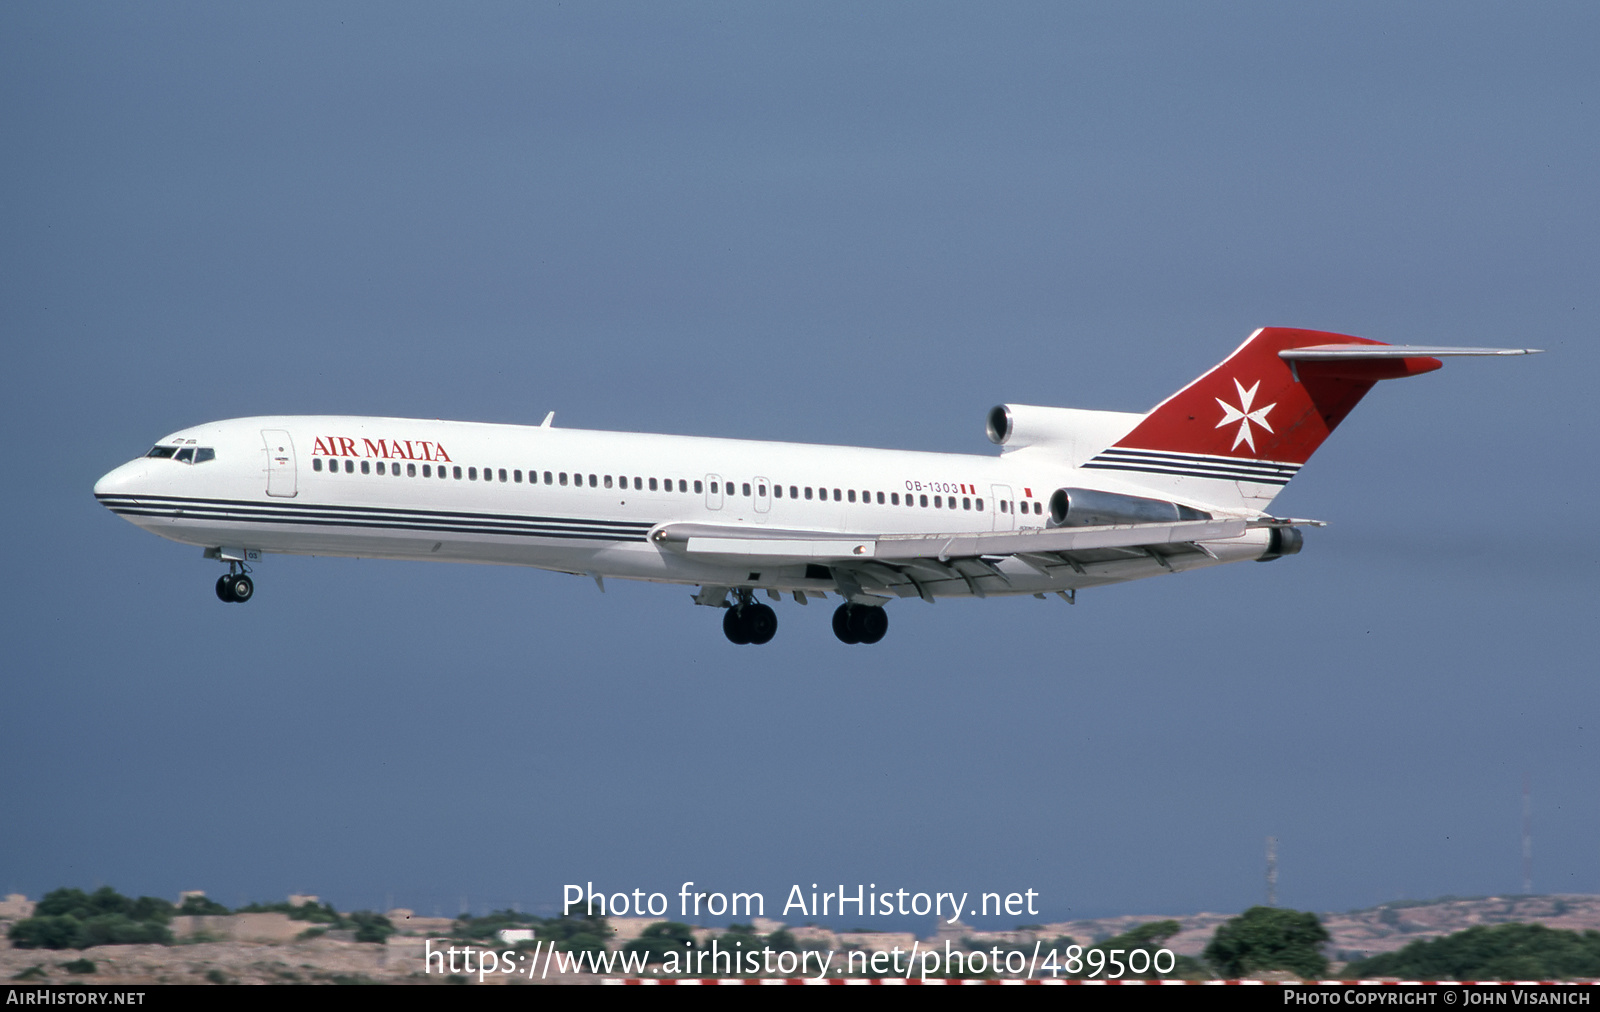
94,459 -> 149,501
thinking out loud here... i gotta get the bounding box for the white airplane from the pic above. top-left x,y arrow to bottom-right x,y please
95,327 -> 1536,645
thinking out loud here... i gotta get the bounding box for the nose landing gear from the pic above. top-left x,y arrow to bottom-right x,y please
215,564 -> 254,603
832,603 -> 888,644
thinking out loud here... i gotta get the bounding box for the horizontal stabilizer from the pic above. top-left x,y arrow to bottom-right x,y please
1280,344 -> 1542,359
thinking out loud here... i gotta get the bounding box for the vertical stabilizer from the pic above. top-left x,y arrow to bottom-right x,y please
1079,328 -> 1446,511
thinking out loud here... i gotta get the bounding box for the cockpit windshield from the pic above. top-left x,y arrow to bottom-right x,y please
147,444 -> 215,463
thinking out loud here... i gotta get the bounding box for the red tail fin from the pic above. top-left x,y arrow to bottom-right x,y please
1079,328 -> 1442,510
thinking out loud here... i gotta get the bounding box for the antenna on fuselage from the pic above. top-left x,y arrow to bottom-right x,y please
540,411 -> 555,428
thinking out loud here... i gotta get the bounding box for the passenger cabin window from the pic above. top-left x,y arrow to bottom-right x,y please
407,463 -> 416,477
694,480 -> 703,493
361,460 -> 371,474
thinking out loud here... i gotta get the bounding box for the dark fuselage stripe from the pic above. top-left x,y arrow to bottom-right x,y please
1078,462 -> 1293,485
98,495 -> 654,542
94,493 -> 654,530
1095,447 -> 1300,470
105,507 -> 648,542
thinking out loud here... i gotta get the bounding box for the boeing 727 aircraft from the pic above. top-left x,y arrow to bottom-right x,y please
94,328 -> 1536,644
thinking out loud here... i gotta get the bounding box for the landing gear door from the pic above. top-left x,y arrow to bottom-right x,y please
992,484 -> 1015,531
262,430 -> 298,498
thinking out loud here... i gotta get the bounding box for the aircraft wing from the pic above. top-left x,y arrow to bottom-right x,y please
651,518 -> 1258,602
652,518 -> 1246,561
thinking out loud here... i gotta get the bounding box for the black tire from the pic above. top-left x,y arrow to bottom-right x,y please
856,605 -> 888,644
832,603 -> 861,644
228,574 -> 254,603
723,605 -> 752,644
215,575 -> 234,603
745,603 -> 778,645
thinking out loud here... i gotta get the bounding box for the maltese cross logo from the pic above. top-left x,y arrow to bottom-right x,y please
1215,378 -> 1276,452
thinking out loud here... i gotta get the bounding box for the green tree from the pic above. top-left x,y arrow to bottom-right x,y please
176,895 -> 229,916
1204,907 -> 1329,978
765,928 -> 799,953
1345,924 -> 1600,981
8,916 -> 81,950
234,900 -> 341,924
8,887 -> 174,950
347,911 -> 394,944
1077,920 -> 1209,979
624,922 -> 698,965
35,887 -> 171,925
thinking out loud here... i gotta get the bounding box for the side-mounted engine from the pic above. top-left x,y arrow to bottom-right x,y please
1046,487 -> 1212,527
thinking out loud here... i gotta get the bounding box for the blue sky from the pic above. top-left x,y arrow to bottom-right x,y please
2,2 -> 1595,928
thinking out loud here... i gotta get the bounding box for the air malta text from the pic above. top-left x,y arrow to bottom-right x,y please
310,437 -> 453,463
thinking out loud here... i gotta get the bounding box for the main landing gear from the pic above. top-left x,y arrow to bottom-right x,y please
710,590 -> 890,646
832,603 -> 888,645
215,564 -> 254,604
723,601 -> 778,645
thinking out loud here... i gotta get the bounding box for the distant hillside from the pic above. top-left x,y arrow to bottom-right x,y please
1038,895 -> 1600,962
1322,895 -> 1600,961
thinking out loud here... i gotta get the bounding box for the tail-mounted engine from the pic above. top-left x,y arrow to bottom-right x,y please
1256,525 -> 1304,562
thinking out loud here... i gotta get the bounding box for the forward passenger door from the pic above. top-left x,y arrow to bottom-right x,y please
263,430 -> 297,498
